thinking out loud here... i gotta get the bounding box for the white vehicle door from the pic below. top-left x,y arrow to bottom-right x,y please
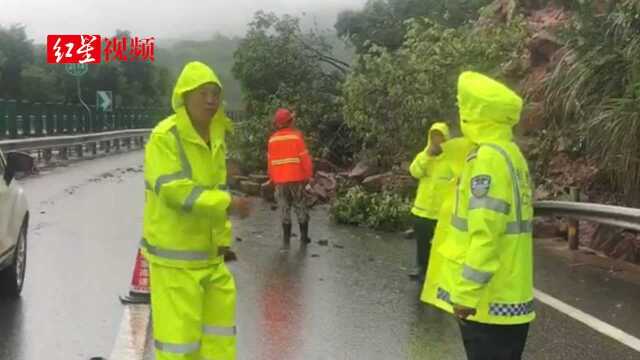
0,150 -> 12,259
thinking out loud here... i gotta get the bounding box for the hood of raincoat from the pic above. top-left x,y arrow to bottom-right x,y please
457,71 -> 523,144
426,122 -> 451,150
172,61 -> 223,111
170,61 -> 232,138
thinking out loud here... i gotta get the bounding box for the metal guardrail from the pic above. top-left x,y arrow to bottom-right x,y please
0,129 -> 151,162
535,201 -> 640,232
0,129 -> 151,152
535,200 -> 640,251
0,108 -> 247,158
0,98 -> 166,139
11,130 -> 636,234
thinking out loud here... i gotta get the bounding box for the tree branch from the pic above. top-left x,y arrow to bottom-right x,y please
316,55 -> 351,74
291,33 -> 351,73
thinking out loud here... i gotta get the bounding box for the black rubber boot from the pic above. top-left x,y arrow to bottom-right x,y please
300,222 -> 311,244
281,223 -> 292,250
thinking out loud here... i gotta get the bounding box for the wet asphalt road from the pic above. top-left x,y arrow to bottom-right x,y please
229,204 -> 640,360
1,151 -> 640,359
0,152 -> 144,360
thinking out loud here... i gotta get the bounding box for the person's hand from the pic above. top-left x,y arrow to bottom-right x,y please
428,144 -> 443,156
229,196 -> 251,219
219,247 -> 237,262
453,304 -> 477,319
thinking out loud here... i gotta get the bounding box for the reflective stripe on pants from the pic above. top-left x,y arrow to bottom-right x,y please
149,262 -> 237,360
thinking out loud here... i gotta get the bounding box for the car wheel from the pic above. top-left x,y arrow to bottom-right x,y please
0,219 -> 27,297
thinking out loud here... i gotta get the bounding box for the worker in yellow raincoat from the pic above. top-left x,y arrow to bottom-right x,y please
142,61 -> 251,360
423,71 -> 534,360
420,137 -> 476,303
408,122 -> 451,282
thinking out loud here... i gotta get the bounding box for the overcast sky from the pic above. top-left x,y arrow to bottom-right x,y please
1,0 -> 366,43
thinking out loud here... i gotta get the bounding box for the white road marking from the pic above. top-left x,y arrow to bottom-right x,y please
109,285 -> 640,357
535,289 -> 640,352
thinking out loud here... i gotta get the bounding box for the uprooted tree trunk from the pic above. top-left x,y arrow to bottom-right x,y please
361,172 -> 416,198
348,158 -> 379,181
240,180 -> 261,196
258,171 -> 338,207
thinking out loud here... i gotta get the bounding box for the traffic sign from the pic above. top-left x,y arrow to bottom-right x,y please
97,90 -> 113,112
65,63 -> 88,77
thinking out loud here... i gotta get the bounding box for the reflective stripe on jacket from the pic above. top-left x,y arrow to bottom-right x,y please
142,61 -> 233,269
268,128 -> 313,184
434,72 -> 535,325
438,142 -> 535,324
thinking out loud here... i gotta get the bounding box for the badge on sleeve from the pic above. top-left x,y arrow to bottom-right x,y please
471,175 -> 491,198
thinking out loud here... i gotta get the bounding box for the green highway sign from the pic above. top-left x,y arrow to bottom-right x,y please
65,63 -> 88,77
97,90 -> 113,112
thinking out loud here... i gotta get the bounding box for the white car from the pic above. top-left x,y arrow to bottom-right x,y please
0,150 -> 32,297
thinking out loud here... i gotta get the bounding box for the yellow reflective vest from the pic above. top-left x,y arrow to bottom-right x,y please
142,62 -> 233,269
429,72 -> 535,325
410,122 -> 451,220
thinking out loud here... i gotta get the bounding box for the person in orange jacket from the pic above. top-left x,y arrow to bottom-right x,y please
267,108 -> 314,250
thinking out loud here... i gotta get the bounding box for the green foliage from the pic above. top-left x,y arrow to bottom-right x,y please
335,0 -> 493,54
231,12 -> 356,171
341,18 -> 527,168
0,25 -> 34,99
155,34 -> 244,109
331,186 -> 372,225
0,26 -> 170,111
541,1 -> 640,205
366,190 -> 413,230
232,11 -> 350,106
227,113 -> 271,174
20,64 -> 62,103
330,186 -> 411,231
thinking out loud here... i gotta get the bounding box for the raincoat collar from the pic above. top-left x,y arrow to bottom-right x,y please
441,137 -> 476,175
175,107 -> 231,146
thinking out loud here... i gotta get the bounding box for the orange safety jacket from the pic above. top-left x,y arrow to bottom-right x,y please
267,127 -> 313,184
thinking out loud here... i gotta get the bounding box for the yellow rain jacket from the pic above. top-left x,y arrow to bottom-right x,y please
421,137 -> 476,305
428,72 -> 535,325
142,61 -> 234,269
410,122 -> 452,219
